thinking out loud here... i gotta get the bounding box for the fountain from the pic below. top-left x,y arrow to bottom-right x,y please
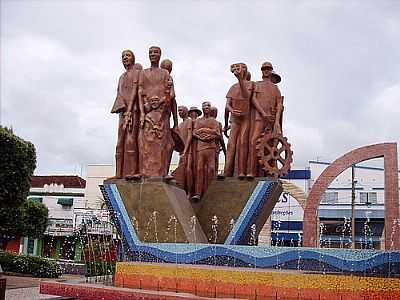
39,47 -> 400,300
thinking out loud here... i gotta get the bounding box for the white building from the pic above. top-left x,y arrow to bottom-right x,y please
81,164 -> 114,210
12,174 -> 115,260
270,160 -> 399,249
23,175 -> 86,259
310,160 -> 396,249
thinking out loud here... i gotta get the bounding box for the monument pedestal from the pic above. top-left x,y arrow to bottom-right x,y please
102,177 -> 282,246
193,177 -> 282,244
104,178 -> 207,243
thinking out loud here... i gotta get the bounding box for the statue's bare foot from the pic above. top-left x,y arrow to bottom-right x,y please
246,174 -> 255,180
238,174 -> 246,180
125,174 -> 135,180
132,174 -> 142,181
191,195 -> 201,202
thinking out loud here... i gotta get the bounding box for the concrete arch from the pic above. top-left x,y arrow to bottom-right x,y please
303,143 -> 399,249
258,180 -> 307,244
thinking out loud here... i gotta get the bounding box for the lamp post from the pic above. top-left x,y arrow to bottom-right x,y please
351,165 -> 357,249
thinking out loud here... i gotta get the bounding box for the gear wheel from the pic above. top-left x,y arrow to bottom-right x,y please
256,132 -> 293,178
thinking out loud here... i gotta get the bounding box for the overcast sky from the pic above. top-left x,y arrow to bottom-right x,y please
1,1 -> 399,176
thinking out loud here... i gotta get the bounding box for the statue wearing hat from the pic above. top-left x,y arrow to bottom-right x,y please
173,106 -> 202,197
247,62 -> 283,178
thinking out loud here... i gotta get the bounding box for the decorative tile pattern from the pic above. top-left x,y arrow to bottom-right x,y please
40,269 -> 400,300
225,180 -> 274,245
114,262 -> 400,300
101,183 -> 400,276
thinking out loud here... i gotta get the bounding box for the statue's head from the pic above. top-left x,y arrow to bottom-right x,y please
122,50 -> 135,69
178,106 -> 188,119
230,63 -> 247,79
150,96 -> 161,109
261,61 -> 273,80
149,46 -> 161,65
188,106 -> 202,119
134,63 -> 143,71
210,106 -> 218,118
160,59 -> 173,74
202,101 -> 211,116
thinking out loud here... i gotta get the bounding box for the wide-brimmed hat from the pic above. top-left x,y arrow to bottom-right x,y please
188,106 -> 202,116
271,70 -> 281,84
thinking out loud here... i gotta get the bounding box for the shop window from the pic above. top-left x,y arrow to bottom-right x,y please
27,238 -> 35,255
320,192 -> 338,204
57,198 -> 73,207
360,192 -> 377,205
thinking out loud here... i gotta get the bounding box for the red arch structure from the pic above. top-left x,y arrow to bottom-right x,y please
303,143 -> 399,249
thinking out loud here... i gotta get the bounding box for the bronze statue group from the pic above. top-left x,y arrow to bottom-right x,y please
111,46 -> 291,201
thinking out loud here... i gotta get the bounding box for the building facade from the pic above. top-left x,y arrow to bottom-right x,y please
21,176 -> 86,260
263,160 -> 400,249
8,175 -> 115,261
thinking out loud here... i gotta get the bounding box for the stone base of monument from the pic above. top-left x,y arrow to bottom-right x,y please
193,178 -> 283,244
40,258 -> 400,300
103,178 -> 208,244
102,177 -> 283,247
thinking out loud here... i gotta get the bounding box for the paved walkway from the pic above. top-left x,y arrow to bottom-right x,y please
6,287 -> 61,299
4,274 -> 84,299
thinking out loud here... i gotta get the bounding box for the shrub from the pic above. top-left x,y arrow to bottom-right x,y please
0,250 -> 61,278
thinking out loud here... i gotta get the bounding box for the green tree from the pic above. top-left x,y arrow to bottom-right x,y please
0,126 -> 48,241
0,126 -> 36,207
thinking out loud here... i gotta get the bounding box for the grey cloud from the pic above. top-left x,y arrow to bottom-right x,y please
1,1 -> 399,175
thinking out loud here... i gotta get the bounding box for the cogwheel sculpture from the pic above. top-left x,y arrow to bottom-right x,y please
256,132 -> 293,178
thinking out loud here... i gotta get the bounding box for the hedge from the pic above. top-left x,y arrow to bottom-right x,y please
0,251 -> 61,278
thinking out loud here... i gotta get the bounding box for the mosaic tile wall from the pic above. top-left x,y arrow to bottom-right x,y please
114,262 -> 400,300
101,183 -> 400,277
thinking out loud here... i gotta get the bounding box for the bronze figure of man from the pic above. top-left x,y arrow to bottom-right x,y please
111,49 -> 141,179
185,102 -> 221,201
247,62 -> 283,178
160,58 -> 179,173
138,46 -> 175,178
223,63 -> 253,178
210,106 -> 226,176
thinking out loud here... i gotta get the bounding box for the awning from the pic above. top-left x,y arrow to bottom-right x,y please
57,198 -> 73,206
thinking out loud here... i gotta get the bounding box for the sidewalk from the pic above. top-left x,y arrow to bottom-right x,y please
4,274 -> 84,300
